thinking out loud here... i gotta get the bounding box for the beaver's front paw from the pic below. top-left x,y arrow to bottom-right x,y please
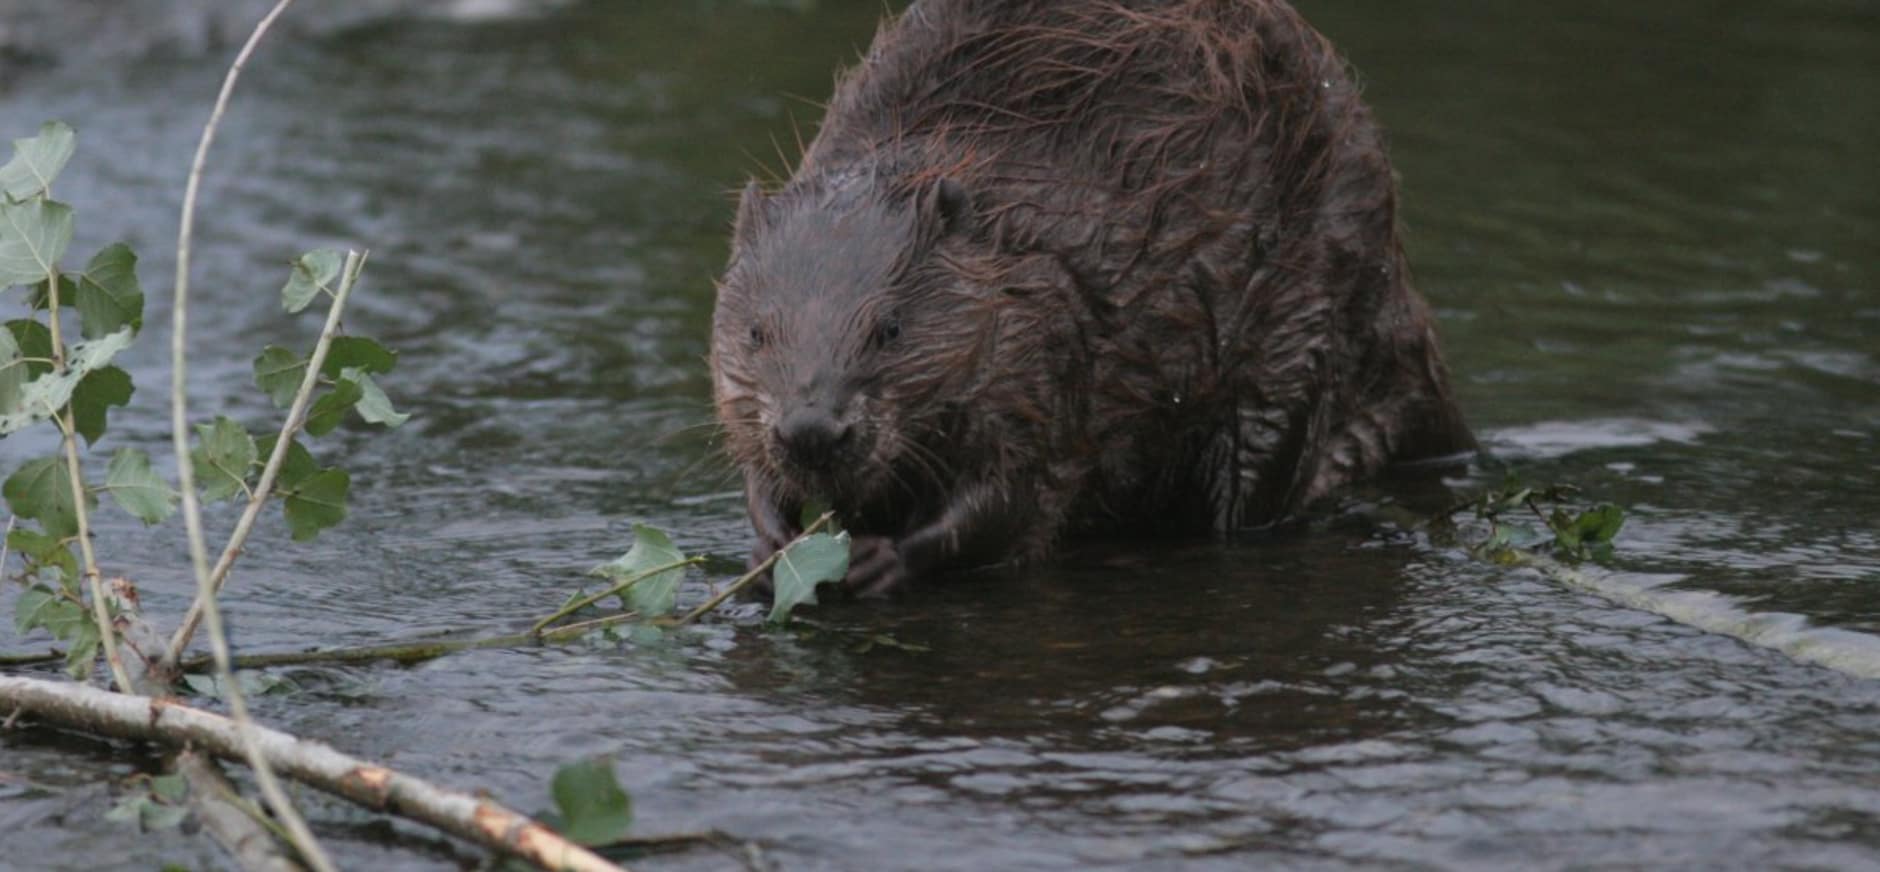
844,535 -> 914,598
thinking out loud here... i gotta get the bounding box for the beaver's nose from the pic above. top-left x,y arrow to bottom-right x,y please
775,407 -> 852,469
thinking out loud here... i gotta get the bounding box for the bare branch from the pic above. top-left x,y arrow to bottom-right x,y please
163,1 -> 334,869
0,676 -> 630,872
176,750 -> 307,872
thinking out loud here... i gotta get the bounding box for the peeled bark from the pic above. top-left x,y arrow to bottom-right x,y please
0,676 -> 628,872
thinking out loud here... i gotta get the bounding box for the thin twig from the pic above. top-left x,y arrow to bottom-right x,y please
165,250 -> 366,668
41,263 -> 135,694
164,2 -> 334,870
0,650 -> 64,667
529,557 -> 704,636
179,613 -> 649,672
594,829 -> 735,850
667,512 -> 834,627
177,749 -> 307,872
0,514 -> 14,574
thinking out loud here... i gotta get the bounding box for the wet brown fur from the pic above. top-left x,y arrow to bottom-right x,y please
710,0 -> 1475,588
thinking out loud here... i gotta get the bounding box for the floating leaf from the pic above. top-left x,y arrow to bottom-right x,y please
253,345 -> 306,408
281,249 -> 342,314
192,417 -> 257,502
72,243 -> 144,338
4,456 -> 93,539
550,757 -> 633,846
1554,503 -> 1624,561
302,374 -> 364,436
255,433 -> 318,489
104,776 -> 190,832
321,336 -> 397,377
591,524 -> 689,615
0,199 -> 74,288
283,468 -> 348,541
0,121 -> 75,201
184,671 -> 295,699
104,447 -> 176,524
0,326 -> 134,435
768,531 -> 851,625
70,365 -> 132,446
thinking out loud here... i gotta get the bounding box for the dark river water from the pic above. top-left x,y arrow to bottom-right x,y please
3,1 -> 1878,869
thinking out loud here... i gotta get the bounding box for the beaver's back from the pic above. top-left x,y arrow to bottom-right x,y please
791,0 -> 1470,530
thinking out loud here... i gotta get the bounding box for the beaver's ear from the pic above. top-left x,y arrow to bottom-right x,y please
733,180 -> 773,244
926,177 -> 974,235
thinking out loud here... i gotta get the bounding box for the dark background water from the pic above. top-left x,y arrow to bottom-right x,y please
3,1 -> 1877,869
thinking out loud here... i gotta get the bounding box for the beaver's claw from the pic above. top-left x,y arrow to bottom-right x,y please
843,535 -> 914,598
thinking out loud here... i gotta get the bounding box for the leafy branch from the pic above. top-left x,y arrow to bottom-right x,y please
1444,479 -> 1626,564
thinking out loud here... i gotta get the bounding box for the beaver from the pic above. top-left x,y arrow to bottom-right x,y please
710,0 -> 1476,595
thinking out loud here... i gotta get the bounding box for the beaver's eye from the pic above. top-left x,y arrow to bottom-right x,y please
875,318 -> 901,347
748,324 -> 768,348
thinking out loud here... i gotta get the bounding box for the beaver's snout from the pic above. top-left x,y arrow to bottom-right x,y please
774,406 -> 855,470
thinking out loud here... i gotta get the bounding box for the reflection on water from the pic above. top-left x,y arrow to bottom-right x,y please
2,0 -> 1877,868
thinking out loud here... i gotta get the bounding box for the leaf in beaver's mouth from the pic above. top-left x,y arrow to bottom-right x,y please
769,531 -> 851,625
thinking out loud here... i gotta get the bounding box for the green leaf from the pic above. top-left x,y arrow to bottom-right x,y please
72,243 -> 144,338
767,531 -> 851,625
0,122 -> 72,202
64,618 -> 99,679
184,671 -> 295,699
8,529 -> 78,589
591,524 -> 689,616
0,121 -> 75,201
798,498 -> 845,534
0,327 -> 24,416
150,774 -> 187,804
1574,504 -> 1626,544
4,456 -> 92,539
255,434 -> 318,489
14,585 -> 57,635
19,588 -> 87,640
104,795 -> 146,825
0,326 -> 134,436
0,198 -> 74,287
321,336 -> 397,377
104,778 -> 190,832
283,468 -> 349,541
193,417 -> 257,502
7,527 -> 71,564
303,375 -> 364,436
70,365 -> 133,446
4,319 -> 53,375
550,757 -> 633,846
141,802 -> 188,831
348,369 -> 408,428
253,346 -> 307,408
104,447 -> 176,524
23,273 -> 72,311
281,249 -> 342,314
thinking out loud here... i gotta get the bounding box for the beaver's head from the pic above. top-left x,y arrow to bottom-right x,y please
710,174 -> 994,522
